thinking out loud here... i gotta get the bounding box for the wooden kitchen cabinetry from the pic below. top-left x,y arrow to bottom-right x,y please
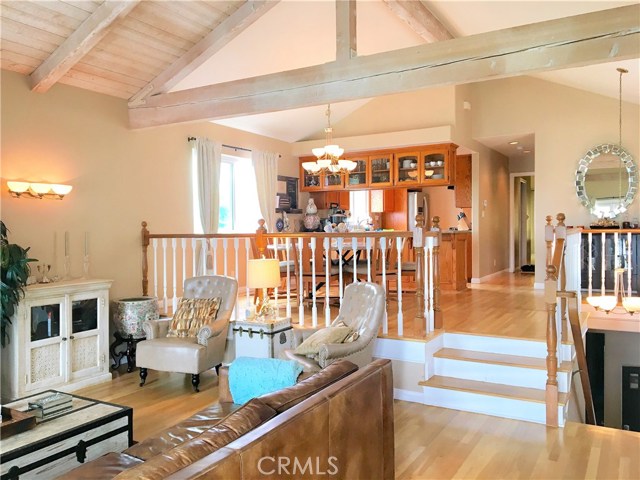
420,143 -> 458,186
455,154 -> 472,208
368,153 -> 393,187
300,143 -> 458,191
439,232 -> 470,291
309,191 -> 350,210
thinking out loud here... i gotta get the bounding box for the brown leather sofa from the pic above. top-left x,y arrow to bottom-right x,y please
64,358 -> 394,479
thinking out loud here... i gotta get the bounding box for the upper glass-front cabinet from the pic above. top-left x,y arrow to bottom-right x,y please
421,144 -> 458,186
368,154 -> 393,187
395,152 -> 421,186
345,157 -> 367,189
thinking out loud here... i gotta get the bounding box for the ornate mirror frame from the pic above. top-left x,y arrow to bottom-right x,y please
576,143 -> 638,218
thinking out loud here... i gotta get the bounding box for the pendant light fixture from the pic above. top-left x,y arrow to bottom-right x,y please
302,105 -> 357,175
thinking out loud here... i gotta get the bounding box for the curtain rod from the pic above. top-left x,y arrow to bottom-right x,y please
188,137 -> 281,157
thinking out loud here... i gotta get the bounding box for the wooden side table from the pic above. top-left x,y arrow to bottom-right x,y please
232,317 -> 293,359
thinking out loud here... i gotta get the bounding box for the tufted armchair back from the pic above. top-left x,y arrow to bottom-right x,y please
183,275 -> 238,323
331,282 -> 384,340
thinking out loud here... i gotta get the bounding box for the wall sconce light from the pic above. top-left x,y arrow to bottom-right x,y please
7,181 -> 73,200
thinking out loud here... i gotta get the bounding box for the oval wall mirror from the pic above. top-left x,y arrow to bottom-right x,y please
576,143 -> 638,218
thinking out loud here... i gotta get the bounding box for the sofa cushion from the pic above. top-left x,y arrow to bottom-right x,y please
114,398 -> 277,480
294,326 -> 352,356
62,452 -> 144,479
259,359 -> 358,413
167,297 -> 221,337
124,402 -> 239,461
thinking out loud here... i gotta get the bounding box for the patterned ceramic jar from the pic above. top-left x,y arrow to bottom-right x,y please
113,297 -> 159,339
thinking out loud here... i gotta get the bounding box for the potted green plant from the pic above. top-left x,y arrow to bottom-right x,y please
1,221 -> 37,347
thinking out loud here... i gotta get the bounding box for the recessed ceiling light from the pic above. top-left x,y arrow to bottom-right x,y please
509,141 -> 519,145
523,150 -> 531,154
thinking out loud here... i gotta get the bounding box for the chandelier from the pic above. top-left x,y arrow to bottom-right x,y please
587,268 -> 640,315
302,104 -> 357,174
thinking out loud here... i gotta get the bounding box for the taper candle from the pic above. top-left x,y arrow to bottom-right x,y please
84,232 -> 89,256
65,231 -> 69,256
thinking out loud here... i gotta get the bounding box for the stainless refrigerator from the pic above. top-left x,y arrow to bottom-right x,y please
407,191 -> 427,229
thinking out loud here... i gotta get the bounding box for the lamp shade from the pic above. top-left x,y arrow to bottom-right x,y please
247,258 -> 280,289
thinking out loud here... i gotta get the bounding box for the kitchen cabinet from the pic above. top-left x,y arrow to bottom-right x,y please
344,155 -> 368,189
455,154 -> 472,208
439,232 -> 470,291
300,143 -> 458,191
368,154 -> 393,187
1,279 -> 113,402
420,143 -> 458,186
394,151 -> 421,186
299,157 -> 344,191
309,191 -> 350,210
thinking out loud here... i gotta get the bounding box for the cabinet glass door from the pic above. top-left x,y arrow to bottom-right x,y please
72,299 -> 98,333
302,170 -> 322,190
323,172 -> 343,189
369,155 -> 393,187
31,304 -> 61,342
395,152 -> 420,186
345,158 -> 367,189
422,151 -> 447,184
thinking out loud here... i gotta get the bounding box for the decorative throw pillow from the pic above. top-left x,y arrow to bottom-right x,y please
167,297 -> 221,338
294,326 -> 352,356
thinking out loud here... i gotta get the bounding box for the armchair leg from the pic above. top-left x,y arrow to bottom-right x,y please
215,363 -> 221,376
192,374 -> 200,392
139,368 -> 147,387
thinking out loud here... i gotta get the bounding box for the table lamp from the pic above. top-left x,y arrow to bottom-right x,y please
247,258 -> 280,319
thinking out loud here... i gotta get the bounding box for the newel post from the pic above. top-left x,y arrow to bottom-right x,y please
413,213 -> 425,333
545,264 -> 559,427
141,221 -> 150,297
431,216 -> 443,330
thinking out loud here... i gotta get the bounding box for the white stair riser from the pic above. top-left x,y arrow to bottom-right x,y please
444,333 -> 572,361
422,386 -> 566,426
434,358 -> 570,393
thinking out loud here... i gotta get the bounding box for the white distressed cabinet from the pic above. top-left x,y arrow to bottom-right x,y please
1,279 -> 113,402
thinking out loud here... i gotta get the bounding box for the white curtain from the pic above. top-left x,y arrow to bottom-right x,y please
193,137 -> 221,274
252,150 -> 279,232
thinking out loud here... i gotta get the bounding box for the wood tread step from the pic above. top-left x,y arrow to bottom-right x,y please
434,348 -> 573,372
419,375 -> 568,406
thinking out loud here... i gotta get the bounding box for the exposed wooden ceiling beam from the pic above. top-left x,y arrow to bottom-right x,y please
383,0 -> 453,42
129,5 -> 640,129
128,0 -> 279,106
336,0 -> 357,62
30,0 -> 140,93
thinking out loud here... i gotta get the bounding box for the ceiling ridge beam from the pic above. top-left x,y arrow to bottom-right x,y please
30,0 -> 140,93
383,0 -> 453,42
128,0 -> 279,106
336,0 -> 357,62
129,5 -> 640,129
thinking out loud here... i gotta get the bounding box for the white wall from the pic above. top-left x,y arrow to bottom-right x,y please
471,76 -> 640,284
1,72 -> 294,301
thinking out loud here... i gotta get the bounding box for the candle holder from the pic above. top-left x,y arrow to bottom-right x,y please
82,255 -> 90,279
63,255 -> 72,280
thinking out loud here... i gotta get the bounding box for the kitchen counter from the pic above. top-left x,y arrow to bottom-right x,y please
438,231 -> 471,291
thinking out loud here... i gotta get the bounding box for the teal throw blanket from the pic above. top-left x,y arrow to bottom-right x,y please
229,356 -> 303,405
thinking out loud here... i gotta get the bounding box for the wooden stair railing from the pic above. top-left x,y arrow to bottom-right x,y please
545,213 -> 596,426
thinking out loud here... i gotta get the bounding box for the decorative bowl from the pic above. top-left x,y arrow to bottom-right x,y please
432,173 -> 444,179
408,171 -> 418,179
424,170 -> 435,178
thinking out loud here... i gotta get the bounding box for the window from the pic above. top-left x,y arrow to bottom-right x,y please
192,153 -> 262,234
349,190 -> 370,226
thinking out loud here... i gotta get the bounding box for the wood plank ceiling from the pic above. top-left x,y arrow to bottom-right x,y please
1,1 -> 639,130
1,0 -> 245,99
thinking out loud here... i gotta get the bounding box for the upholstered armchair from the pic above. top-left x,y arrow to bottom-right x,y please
137,275 -> 238,392
284,282 -> 385,372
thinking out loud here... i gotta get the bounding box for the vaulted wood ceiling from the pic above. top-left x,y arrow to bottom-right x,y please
2,1 -> 639,132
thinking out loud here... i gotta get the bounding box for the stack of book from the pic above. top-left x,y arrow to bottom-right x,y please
28,393 -> 72,420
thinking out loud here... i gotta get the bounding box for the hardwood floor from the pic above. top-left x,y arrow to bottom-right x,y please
75,272 -> 639,479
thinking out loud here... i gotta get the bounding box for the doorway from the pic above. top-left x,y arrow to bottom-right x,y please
509,173 -> 535,273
